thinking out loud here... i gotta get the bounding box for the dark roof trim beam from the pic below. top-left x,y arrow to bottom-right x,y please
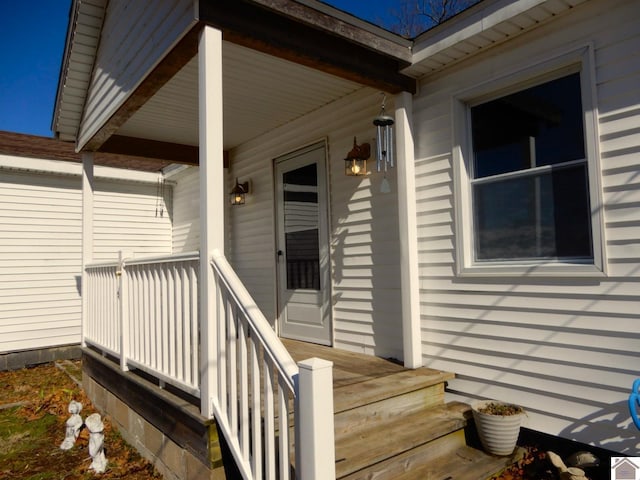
200,0 -> 417,94
100,135 -> 200,166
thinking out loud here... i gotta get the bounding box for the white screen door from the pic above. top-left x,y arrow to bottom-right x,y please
275,142 -> 331,346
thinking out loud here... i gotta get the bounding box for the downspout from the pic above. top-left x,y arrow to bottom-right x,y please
395,91 -> 422,369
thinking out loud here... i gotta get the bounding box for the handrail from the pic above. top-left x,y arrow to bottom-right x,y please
86,260 -> 119,269
209,250 -> 302,479
86,252 -> 199,270
125,251 -> 199,266
210,250 -> 298,391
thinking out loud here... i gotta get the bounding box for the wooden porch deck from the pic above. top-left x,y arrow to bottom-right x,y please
284,338 -> 453,395
283,339 -> 520,479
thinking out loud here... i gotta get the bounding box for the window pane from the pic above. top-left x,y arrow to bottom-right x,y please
473,165 -> 592,261
472,73 -> 585,178
283,163 -> 320,290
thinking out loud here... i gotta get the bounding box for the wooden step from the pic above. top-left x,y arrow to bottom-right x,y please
334,368 -> 452,437
340,430 -> 467,480
354,445 -> 525,480
335,401 -> 471,478
282,340 -> 516,479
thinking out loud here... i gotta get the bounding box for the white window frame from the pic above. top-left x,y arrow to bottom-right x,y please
452,45 -> 606,277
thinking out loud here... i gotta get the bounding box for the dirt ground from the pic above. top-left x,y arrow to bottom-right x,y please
489,447 -> 558,480
0,360 -> 161,479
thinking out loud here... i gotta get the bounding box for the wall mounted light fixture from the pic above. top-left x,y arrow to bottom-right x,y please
344,137 -> 370,176
230,178 -> 250,205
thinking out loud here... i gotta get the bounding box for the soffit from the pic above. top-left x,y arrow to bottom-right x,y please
116,41 -> 363,150
53,0 -> 107,142
404,0 -> 591,78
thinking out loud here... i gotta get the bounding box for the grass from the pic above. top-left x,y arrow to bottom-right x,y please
0,361 -> 161,479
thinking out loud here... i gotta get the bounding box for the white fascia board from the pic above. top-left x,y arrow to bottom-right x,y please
411,0 -> 548,66
0,154 -> 166,185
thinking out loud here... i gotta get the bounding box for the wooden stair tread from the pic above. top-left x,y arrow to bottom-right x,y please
387,445 -> 524,480
335,402 -> 471,478
334,368 -> 453,414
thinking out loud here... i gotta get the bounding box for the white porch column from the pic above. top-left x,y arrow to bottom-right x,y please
198,25 -> 225,419
395,92 -> 422,369
296,358 -> 336,480
81,152 -> 94,348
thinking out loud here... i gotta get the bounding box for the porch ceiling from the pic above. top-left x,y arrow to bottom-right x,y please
115,41 -> 363,152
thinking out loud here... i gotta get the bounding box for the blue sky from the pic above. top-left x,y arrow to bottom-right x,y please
0,1 -> 398,138
0,1 -> 71,137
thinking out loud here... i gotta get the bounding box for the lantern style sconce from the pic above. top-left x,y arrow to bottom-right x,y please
230,178 -> 250,205
344,137 -> 370,176
373,94 -> 395,173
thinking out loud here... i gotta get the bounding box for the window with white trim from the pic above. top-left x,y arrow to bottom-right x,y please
471,73 -> 591,261
454,53 -> 604,276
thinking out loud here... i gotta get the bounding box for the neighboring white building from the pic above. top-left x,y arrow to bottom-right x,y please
0,132 -> 172,366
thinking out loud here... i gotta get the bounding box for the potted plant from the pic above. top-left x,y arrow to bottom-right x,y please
471,400 -> 526,456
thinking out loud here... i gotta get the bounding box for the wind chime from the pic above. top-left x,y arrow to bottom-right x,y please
373,93 -> 395,193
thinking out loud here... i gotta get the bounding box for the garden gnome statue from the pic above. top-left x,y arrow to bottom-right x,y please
60,400 -> 83,450
85,413 -> 108,473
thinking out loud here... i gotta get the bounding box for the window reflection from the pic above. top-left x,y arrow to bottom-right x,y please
283,163 -> 320,290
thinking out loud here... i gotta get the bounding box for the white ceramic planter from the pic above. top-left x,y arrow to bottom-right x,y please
472,400 -> 525,456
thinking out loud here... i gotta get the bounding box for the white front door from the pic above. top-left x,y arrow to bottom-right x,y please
275,142 -> 331,346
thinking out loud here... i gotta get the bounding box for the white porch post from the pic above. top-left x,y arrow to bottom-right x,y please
198,25 -> 225,419
81,152 -> 94,348
296,358 -> 336,480
395,91 -> 422,369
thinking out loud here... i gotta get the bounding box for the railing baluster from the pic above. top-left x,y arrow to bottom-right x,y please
228,297 -> 238,436
217,281 -> 227,416
238,315 -> 249,463
279,377 -> 291,480
264,358 -> 276,480
153,267 -> 161,374
161,264 -> 169,376
190,264 -> 199,388
250,339 -> 263,479
143,268 -> 151,367
174,263 -> 183,382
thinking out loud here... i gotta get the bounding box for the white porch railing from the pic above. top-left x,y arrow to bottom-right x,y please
85,252 -> 200,396
84,262 -> 120,356
84,251 -> 335,480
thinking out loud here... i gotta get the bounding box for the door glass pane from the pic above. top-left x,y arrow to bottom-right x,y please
473,164 -> 592,261
283,163 -> 320,290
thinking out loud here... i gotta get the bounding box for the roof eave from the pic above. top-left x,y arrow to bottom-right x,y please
404,0 -> 591,78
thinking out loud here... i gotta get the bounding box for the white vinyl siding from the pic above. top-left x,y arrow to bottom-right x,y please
94,179 -> 172,262
413,0 -> 640,453
229,88 -> 404,359
78,0 -> 194,149
170,167 -> 200,254
0,160 -> 172,354
170,89 -> 404,358
0,171 -> 82,353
